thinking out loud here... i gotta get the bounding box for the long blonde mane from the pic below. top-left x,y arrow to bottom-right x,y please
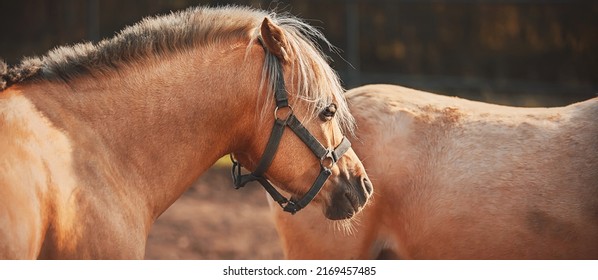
253,13 -> 354,134
0,5 -> 354,133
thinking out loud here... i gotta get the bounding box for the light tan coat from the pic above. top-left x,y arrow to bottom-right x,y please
0,6 -> 370,259
271,84 -> 598,259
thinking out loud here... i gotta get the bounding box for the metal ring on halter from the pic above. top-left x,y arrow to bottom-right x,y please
320,150 -> 336,170
274,105 -> 293,121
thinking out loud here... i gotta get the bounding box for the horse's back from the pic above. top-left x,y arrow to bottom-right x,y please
346,84 -> 598,259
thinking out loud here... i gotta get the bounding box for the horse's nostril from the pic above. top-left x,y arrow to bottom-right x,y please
362,177 -> 373,196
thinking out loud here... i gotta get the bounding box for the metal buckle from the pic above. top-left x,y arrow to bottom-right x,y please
282,200 -> 299,214
229,154 -> 244,189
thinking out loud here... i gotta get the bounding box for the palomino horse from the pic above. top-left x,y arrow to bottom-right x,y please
0,6 -> 372,259
270,84 -> 598,259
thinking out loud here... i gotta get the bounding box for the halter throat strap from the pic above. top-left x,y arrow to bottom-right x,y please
230,51 -> 351,214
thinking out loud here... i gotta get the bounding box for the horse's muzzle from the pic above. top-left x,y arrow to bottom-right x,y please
325,175 -> 373,220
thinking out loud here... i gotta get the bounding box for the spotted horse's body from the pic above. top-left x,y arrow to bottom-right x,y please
270,84 -> 598,259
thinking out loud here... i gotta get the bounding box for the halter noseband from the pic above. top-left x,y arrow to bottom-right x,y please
230,48 -> 351,215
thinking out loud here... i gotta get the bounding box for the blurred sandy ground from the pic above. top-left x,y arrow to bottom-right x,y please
144,160 -> 284,260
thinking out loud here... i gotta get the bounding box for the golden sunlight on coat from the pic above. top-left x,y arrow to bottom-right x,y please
0,6 -> 371,259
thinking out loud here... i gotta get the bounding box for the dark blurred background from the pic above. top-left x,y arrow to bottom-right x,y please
1,0 -> 596,106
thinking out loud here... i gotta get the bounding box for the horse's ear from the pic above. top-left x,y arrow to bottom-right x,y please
260,17 -> 290,63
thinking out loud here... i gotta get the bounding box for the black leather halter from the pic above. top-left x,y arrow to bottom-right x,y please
230,50 -> 352,215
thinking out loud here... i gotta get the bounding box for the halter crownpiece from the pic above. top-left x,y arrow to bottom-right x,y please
230,45 -> 352,214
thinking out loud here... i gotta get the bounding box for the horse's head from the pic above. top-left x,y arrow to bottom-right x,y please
232,16 -> 372,220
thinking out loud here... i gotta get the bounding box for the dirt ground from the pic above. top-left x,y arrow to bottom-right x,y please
144,166 -> 284,259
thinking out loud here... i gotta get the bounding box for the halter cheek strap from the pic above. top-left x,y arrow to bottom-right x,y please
230,50 -> 352,214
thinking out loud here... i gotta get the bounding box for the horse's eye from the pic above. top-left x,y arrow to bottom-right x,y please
319,103 -> 337,121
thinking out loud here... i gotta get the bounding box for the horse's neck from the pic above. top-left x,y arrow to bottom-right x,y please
22,48 -> 260,219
